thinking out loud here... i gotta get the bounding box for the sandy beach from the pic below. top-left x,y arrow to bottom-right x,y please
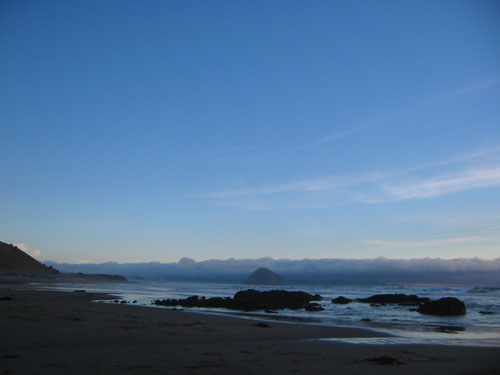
1,287 -> 499,374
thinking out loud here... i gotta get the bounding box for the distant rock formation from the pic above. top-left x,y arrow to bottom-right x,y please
246,267 -> 285,285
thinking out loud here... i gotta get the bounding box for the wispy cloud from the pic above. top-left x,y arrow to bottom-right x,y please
432,76 -> 500,101
202,147 -> 500,209
303,126 -> 366,149
400,211 -> 500,232
406,147 -> 500,173
364,235 -> 490,249
202,172 -> 385,199
309,76 -> 500,148
216,199 -> 343,211
382,166 -> 500,200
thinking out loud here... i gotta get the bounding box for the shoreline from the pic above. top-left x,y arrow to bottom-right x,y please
116,299 -> 500,349
13,280 -> 500,347
1,286 -> 500,374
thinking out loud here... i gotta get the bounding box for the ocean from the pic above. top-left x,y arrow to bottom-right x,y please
36,280 -> 500,347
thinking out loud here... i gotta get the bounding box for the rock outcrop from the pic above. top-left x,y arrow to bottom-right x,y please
417,297 -> 467,316
246,268 -> 286,285
154,289 -> 322,311
331,296 -> 353,304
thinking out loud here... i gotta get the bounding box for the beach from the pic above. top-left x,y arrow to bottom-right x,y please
1,287 -> 499,374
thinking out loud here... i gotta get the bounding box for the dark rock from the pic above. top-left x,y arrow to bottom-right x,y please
479,311 -> 495,315
153,289 -> 322,311
435,325 -> 465,333
305,303 -> 324,311
254,323 -> 271,328
361,318 -> 371,322
368,355 -> 405,365
331,296 -> 352,304
358,294 -> 430,305
417,297 -> 466,316
246,268 -> 286,285
233,289 -> 321,310
120,300 -> 127,304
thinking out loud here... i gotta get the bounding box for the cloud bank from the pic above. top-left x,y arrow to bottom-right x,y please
46,256 -> 500,286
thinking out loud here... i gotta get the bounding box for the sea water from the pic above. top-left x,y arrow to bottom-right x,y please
37,281 -> 500,347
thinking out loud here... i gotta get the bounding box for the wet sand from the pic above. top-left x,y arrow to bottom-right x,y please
1,287 -> 499,374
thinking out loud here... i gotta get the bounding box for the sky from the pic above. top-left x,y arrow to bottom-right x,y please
1,1 -> 499,264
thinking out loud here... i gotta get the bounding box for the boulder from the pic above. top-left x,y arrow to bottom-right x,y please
332,296 -> 352,304
305,303 -> 324,312
417,297 -> 466,316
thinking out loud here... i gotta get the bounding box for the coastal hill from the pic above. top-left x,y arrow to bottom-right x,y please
0,241 -> 58,276
246,267 -> 286,285
0,241 -> 127,283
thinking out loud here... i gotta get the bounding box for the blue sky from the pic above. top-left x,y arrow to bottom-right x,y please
1,1 -> 499,263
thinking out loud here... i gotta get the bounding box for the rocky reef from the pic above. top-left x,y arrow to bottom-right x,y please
330,293 -> 467,316
154,289 -> 322,311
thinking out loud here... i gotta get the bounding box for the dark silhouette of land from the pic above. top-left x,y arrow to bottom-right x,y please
0,241 -> 126,284
0,241 -> 58,276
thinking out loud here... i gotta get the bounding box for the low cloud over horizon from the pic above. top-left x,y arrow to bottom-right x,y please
45,256 -> 500,286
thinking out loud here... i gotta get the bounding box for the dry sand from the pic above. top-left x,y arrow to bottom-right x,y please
1,287 -> 499,374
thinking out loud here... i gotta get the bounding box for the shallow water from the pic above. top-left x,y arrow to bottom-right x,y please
35,280 -> 500,347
